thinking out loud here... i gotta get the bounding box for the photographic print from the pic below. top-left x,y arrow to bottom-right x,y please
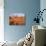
9,13 -> 26,25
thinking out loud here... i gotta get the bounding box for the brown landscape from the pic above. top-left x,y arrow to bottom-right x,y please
9,16 -> 25,25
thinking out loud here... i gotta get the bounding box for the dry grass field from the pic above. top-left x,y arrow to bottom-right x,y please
9,16 -> 25,25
